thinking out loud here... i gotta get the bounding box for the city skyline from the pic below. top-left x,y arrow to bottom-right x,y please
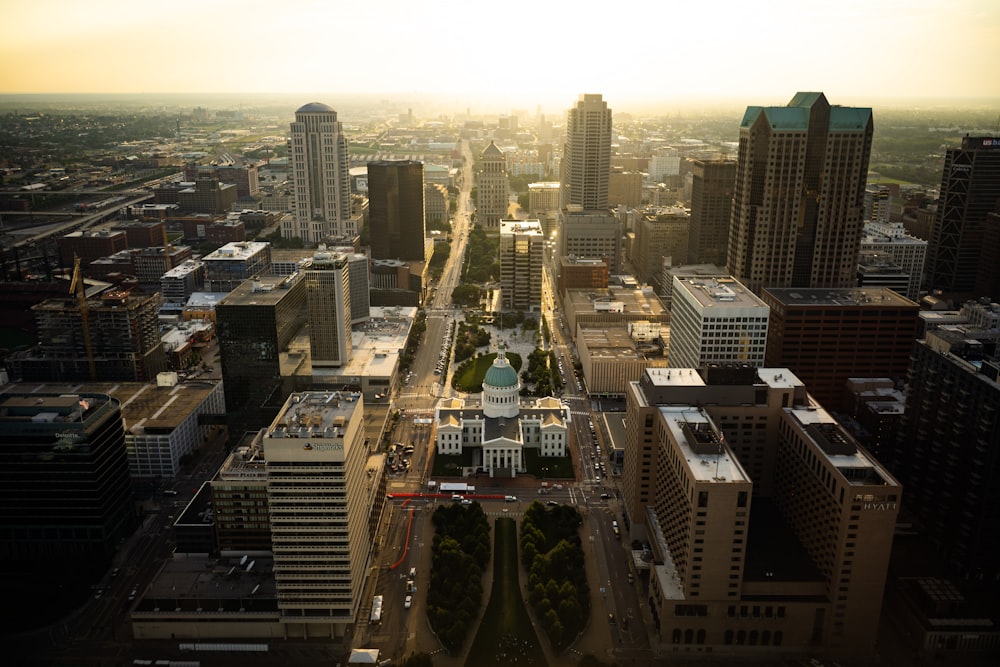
3,0 -> 999,109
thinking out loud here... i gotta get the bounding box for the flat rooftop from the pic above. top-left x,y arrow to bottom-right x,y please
763,286 -> 916,308
4,381 -> 221,433
659,406 -> 750,483
674,276 -> 766,309
219,272 -> 302,306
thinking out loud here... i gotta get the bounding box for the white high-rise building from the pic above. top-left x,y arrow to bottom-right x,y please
560,94 -> 612,210
289,102 -> 352,243
858,220 -> 927,300
668,275 -> 769,369
265,390 -> 382,638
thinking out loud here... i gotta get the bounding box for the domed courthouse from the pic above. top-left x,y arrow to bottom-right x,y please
434,345 -> 570,477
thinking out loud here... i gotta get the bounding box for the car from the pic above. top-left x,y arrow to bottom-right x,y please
404,595 -> 412,609
595,476 -> 601,483
451,494 -> 464,501
545,500 -> 558,506
94,588 -> 103,600
111,567 -> 120,577
600,493 -> 611,500
504,495 -> 517,502
608,613 -> 616,624
409,567 -> 417,578
128,587 -> 138,601
626,573 -> 634,584
163,489 -> 178,496
460,499 -> 473,506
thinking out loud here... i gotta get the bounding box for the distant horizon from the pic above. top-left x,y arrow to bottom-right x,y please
1,91 -> 998,118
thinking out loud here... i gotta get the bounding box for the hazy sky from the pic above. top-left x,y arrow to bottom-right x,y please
3,0 -> 999,109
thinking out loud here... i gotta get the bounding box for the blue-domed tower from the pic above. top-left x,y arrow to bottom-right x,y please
482,343 -> 520,418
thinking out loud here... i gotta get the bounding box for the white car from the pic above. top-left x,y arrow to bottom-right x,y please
404,595 -> 412,609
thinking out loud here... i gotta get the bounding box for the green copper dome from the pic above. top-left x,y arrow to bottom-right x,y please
483,345 -> 518,388
484,361 -> 518,388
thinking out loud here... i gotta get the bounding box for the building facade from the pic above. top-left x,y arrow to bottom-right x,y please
624,367 -> 899,657
633,207 -> 690,288
289,102 -> 352,243
728,93 -> 873,294
304,251 -> 352,367
687,159 -> 736,266
476,141 -> 509,232
560,94 -> 612,210
0,392 -> 134,568
216,273 -> 307,438
924,136 -> 1000,301
858,220 -> 927,301
264,391 -> 385,638
368,161 -> 426,261
668,276 -> 769,369
558,207 -> 621,275
761,287 -> 919,411
499,219 -> 544,312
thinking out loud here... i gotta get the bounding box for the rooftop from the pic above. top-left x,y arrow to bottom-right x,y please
763,286 -> 917,308
674,276 -> 767,309
659,406 -> 750,483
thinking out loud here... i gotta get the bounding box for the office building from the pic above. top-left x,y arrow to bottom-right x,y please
888,323 -> 1000,580
633,207 -> 690,288
304,251 -> 352,367
728,93 -> 873,294
557,256 -> 608,296
161,259 -> 206,304
368,160 -> 426,261
558,207 -> 621,274
608,169 -> 643,208
761,287 -> 919,411
687,159 -> 736,266
499,219 -> 544,312
624,366 -> 899,657
924,136 -> 1000,301
858,220 -> 927,300
560,94 -> 612,210
202,241 -> 272,293
576,322 -> 666,396
0,392 -> 134,568
132,391 -> 387,640
424,182 -> 449,228
476,141 -> 509,232
216,273 -> 307,438
133,245 -> 193,284
57,229 -> 128,269
668,276 -> 769,369
265,391 -> 385,638
864,184 -> 892,225
649,147 -> 681,184
289,102 -> 352,243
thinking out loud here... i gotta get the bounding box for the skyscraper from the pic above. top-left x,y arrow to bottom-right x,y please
476,141 -> 509,232
264,390 -> 385,638
216,273 -> 307,437
304,251 -> 352,367
289,102 -> 352,243
668,276 -> 769,369
499,219 -> 544,311
924,136 -> 1000,301
560,94 -> 612,210
367,160 -> 426,261
688,159 -> 737,266
728,92 -> 873,294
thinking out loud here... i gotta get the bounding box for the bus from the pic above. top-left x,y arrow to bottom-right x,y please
370,595 -> 383,624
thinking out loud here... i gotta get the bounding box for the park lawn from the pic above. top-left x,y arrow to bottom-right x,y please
453,352 -> 521,393
465,517 -> 545,667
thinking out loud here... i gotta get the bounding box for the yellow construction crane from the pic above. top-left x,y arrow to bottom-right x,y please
69,254 -> 97,381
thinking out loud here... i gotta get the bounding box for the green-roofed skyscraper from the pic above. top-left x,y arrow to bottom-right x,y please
727,92 -> 873,295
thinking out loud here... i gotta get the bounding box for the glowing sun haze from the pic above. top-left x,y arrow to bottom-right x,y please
3,0 -> 998,108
